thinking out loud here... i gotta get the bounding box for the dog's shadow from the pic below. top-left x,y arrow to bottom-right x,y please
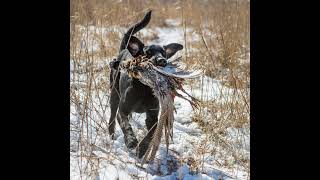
144,146 -> 180,176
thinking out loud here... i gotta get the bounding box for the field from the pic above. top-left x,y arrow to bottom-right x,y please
70,0 -> 250,179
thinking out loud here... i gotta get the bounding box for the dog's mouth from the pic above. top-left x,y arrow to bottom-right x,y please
149,56 -> 167,67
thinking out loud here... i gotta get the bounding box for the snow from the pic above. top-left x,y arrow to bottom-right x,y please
164,19 -> 182,27
177,164 -> 190,178
70,20 -> 249,180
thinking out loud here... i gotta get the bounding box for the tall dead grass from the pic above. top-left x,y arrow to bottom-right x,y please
70,0 -> 250,179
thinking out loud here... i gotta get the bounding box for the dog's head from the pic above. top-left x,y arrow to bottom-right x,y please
118,10 -> 183,68
128,37 -> 183,67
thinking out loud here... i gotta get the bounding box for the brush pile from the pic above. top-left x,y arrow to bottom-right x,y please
119,49 -> 202,163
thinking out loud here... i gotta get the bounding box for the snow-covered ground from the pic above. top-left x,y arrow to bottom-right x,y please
70,20 -> 249,180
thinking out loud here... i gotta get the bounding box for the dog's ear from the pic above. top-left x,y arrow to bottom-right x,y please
128,36 -> 144,57
164,43 -> 183,59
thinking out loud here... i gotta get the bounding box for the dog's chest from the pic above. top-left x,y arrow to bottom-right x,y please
130,80 -> 159,112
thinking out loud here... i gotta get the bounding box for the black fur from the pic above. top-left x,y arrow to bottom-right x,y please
109,10 -> 183,158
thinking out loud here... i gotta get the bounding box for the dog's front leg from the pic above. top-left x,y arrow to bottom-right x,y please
136,108 -> 159,158
117,103 -> 138,150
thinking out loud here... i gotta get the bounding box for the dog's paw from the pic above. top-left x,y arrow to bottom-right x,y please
127,139 -> 138,150
136,143 -> 149,159
109,134 -> 117,140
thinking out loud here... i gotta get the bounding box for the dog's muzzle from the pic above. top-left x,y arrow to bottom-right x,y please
147,55 -> 167,67
155,57 -> 167,67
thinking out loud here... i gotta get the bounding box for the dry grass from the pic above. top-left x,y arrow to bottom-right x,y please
70,0 -> 250,179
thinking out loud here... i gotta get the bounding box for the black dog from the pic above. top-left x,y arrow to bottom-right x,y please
108,10 -> 183,158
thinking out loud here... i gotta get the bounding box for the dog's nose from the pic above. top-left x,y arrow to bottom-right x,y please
157,58 -> 167,66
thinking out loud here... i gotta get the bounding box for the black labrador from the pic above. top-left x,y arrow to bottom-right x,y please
108,10 -> 183,158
